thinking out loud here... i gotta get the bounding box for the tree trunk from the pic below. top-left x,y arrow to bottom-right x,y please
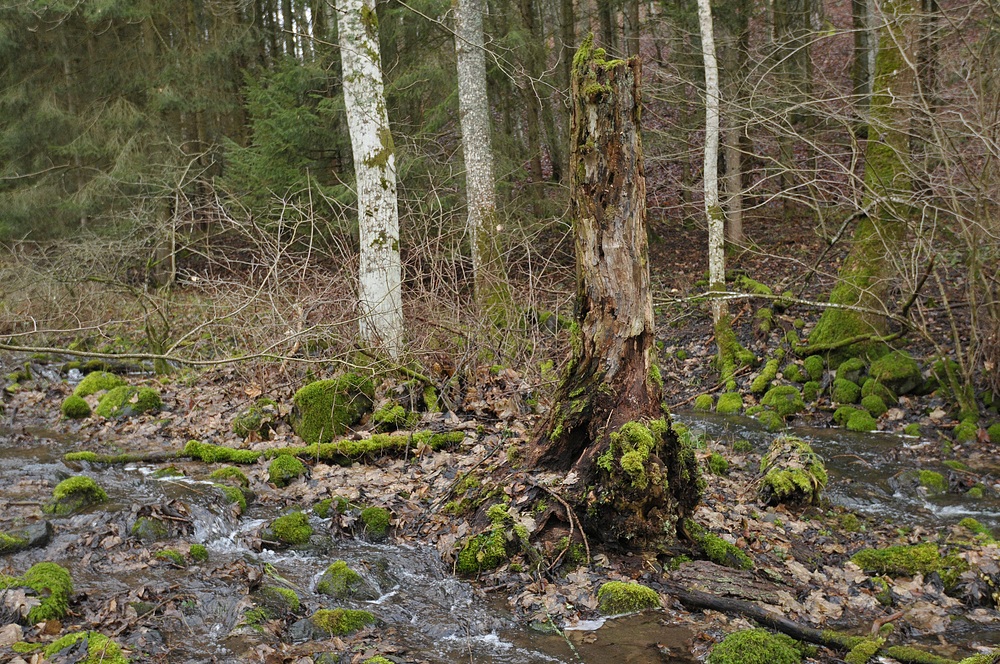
528,36 -> 701,548
698,0 -> 725,326
455,0 -> 511,310
337,0 -> 404,358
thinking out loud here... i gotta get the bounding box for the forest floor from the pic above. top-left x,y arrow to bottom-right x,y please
1,213 -> 999,664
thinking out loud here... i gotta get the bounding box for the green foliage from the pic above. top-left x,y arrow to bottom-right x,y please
208,466 -> 250,487
456,504 -> 516,576
851,543 -> 968,586
44,475 -> 108,515
869,351 -> 923,396
954,419 -> 979,442
61,395 -> 92,419
707,629 -> 803,664
918,470 -> 947,493
189,543 -> 209,562
268,454 -> 306,487
987,423 -> 1000,442
596,581 -> 660,614
8,562 -> 74,624
232,398 -> 280,440
707,453 -> 729,475
73,371 -> 126,397
803,355 -> 825,382
372,403 -> 419,431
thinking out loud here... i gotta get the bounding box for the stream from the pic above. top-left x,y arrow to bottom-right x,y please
1,411 -> 998,662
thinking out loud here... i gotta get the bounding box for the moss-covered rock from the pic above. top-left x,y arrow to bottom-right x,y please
707,452 -> 729,475
803,355 -> 825,382
0,562 -> 74,624
73,371 -> 126,397
232,397 -> 280,439
267,511 -> 312,547
360,506 -> 391,540
832,378 -> 861,404
152,465 -> 185,479
918,470 -> 947,493
861,378 -> 898,405
801,381 -> 821,402
716,392 -> 743,415
836,357 -> 867,384
693,394 -> 714,412
316,560 -> 378,600
685,519 -> 754,570
132,516 -> 170,541
760,386 -> 806,419
208,466 -> 250,487
782,363 -> 805,384
310,608 -> 376,636
290,374 -> 375,444
844,638 -> 883,664
987,423 -> 1000,443
372,403 -> 419,431
851,543 -> 967,587
0,523 -> 51,555
750,359 -> 780,394
707,628 -> 803,664
268,454 -> 307,487
758,437 -> 827,506
155,548 -> 186,566
596,581 -> 660,614
215,483 -> 248,511
958,652 -> 999,664
860,394 -> 888,417
189,543 -> 209,562
43,631 -> 127,664
833,405 -> 860,427
756,410 -> 785,432
954,419 -> 979,443
43,475 -> 108,515
94,385 -> 162,418
902,422 -> 921,436
869,350 -> 922,396
61,395 -> 91,419
257,585 -> 301,615
847,409 -> 878,432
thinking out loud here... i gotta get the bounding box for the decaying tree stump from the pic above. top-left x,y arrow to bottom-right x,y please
527,35 -> 701,548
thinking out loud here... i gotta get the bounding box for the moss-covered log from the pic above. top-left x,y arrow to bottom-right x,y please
527,36 -> 701,548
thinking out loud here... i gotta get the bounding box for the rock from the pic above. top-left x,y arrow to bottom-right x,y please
316,560 -> 379,600
836,357 -> 866,385
596,581 -> 661,614
290,374 -> 375,444
43,476 -> 108,516
94,385 -> 162,418
870,350 -> 923,396
0,522 -> 52,555
232,397 -> 280,439
760,386 -> 805,419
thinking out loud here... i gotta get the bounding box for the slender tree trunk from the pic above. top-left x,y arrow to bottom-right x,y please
697,0 -> 724,325
625,0 -> 639,57
337,0 -> 404,357
455,0 -> 511,310
528,36 -> 701,547
851,0 -> 872,108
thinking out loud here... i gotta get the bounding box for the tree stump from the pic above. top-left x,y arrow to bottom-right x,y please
527,36 -> 701,548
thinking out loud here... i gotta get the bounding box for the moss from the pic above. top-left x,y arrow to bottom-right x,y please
313,497 -> 348,518
954,419 -> 979,443
832,378 -> 862,404
258,585 -> 301,613
132,516 -> 170,541
918,470 -> 947,493
268,454 -> 306,487
836,357 -> 867,384
760,386 -> 806,419
750,359 -> 780,394
189,543 -> 209,562
232,397 -> 279,439
757,410 -> 785,432
707,453 -> 729,475
43,631 -> 127,664
903,422 -> 921,436
360,506 -> 391,540
215,484 -> 248,511
966,485 -> 985,499
156,549 -> 186,566
958,517 -> 993,540
833,405 -> 860,426
456,504 -> 515,576
61,395 -> 91,419
862,378 -> 898,405
733,439 -> 753,453
310,608 -> 375,636
703,533 -> 754,570
716,392 -> 743,414
363,657 -> 395,664
845,638 -> 883,664
803,355 -> 825,382
861,394 -> 888,417
0,532 -> 29,553
850,543 -> 967,582
802,381 -> 821,402
95,385 -> 162,418
19,562 -> 74,624
693,394 -> 714,412
152,465 -> 185,478
958,651 -> 999,664
988,423 -> 1000,442
44,475 -> 108,515
208,466 -> 250,487
783,363 -> 806,383
290,374 -> 375,445
847,410 -> 878,432
759,437 -> 827,505
184,440 -> 262,464
317,560 -> 364,598
372,403 -> 418,431
607,421 -> 658,489
270,511 -> 312,546
707,629 -> 803,664
596,581 -> 660,614
869,350 -> 923,395
73,371 -> 126,397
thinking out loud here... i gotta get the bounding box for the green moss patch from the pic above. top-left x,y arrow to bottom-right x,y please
760,386 -> 806,419
316,560 -> 376,599
372,403 -> 419,431
257,585 -> 301,614
716,392 -> 743,414
361,506 -> 391,540
954,419 -> 979,443
61,395 -> 91,419
232,397 -> 280,439
685,520 -> 753,570
215,483 -> 248,511
44,631 -> 127,664
707,628 -> 804,664
268,454 -> 306,487
847,410 -> 878,432
456,504 -> 520,576
869,350 -> 923,396
851,543 -> 968,586
836,357 -> 866,384
803,355 -> 825,382
693,394 -> 714,412
190,543 -> 209,562
707,452 -> 729,475
73,371 -> 126,397
156,549 -> 186,566
862,378 -> 898,405
802,381 -> 821,402
861,394 -> 888,417
750,359 -> 780,394
44,475 -> 108,515
833,405 -> 859,427
310,608 -> 375,636
269,511 -> 312,547
832,378 -> 861,404
132,516 -> 170,541
918,470 -> 947,493
0,562 -> 74,624
758,437 -> 827,506
596,581 -> 660,614
208,466 -> 249,487
290,374 -> 375,444
756,410 -> 785,432
95,385 -> 162,418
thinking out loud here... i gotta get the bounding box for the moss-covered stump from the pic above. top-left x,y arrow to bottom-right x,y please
43,475 -> 108,515
456,504 -> 523,576
870,350 -> 923,396
290,374 -> 375,444
707,628 -> 804,664
268,454 -> 307,487
0,522 -> 52,554
60,395 -> 91,419
758,437 -> 827,506
851,543 -> 967,587
307,608 -> 376,637
0,562 -> 74,624
316,560 -> 379,600
596,580 -> 661,614
43,631 -> 128,664
72,370 -> 126,397
760,386 -> 806,419
716,392 -> 743,415
264,511 -> 313,548
94,385 -> 162,418
232,397 -> 280,439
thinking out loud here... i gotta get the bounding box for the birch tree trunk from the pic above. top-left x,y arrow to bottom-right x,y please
337,0 -> 403,358
455,0 -> 510,310
528,36 -> 701,548
697,0 -> 724,324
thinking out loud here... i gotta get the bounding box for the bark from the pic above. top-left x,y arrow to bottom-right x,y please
852,0 -> 873,107
697,0 -> 725,326
528,36 -> 701,548
455,0 -> 511,310
337,0 -> 404,357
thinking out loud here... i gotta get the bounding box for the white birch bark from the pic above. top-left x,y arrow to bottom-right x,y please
697,0 -> 725,324
454,0 -> 498,299
337,0 -> 403,357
